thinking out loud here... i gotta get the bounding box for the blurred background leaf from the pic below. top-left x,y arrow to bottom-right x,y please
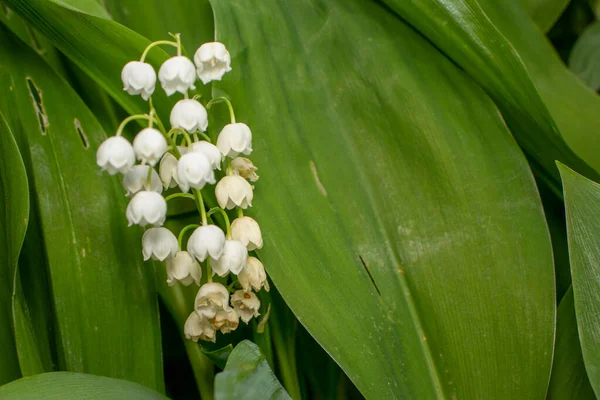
569,20 -> 600,91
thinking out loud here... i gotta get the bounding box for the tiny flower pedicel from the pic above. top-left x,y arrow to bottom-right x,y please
96,33 -> 270,343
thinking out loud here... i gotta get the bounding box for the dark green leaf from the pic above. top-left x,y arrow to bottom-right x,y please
569,21 -> 600,92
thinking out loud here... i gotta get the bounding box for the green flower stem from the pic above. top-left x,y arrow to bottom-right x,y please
193,189 -> 208,225
139,40 -> 178,62
206,207 -> 231,238
226,158 -> 233,175
177,224 -> 200,249
206,259 -> 213,283
115,114 -> 153,136
149,98 -> 167,134
168,128 -> 211,144
145,165 -> 153,190
165,193 -> 196,202
237,207 -> 244,218
168,32 -> 182,56
226,279 -> 238,292
206,97 -> 236,124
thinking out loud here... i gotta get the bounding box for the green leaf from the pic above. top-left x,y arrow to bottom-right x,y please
559,163 -> 600,397
547,287 -> 596,400
215,340 -> 291,400
0,111 -> 28,385
0,372 -> 168,399
569,21 -> 600,92
520,0 -> 570,32
0,25 -> 163,391
210,0 -> 554,398
379,0 -> 599,193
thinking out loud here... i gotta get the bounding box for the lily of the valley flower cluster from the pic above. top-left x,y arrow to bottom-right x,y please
96,34 -> 269,343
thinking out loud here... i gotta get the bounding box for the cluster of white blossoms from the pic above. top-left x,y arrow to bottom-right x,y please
96,34 -> 269,343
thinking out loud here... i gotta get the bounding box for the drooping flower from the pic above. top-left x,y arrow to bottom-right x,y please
216,123 -> 252,158
212,309 -> 239,334
141,227 -> 178,261
121,61 -> 156,100
96,136 -> 135,175
193,42 -> 232,84
194,282 -> 231,318
187,225 -> 226,262
158,56 -> 196,96
132,128 -> 167,166
238,257 -> 270,292
126,191 -> 167,227
122,165 -> 162,196
231,157 -> 259,182
159,153 -> 179,189
215,175 -> 253,209
191,141 -> 222,170
210,240 -> 247,277
170,99 -> 208,132
184,312 -> 216,342
231,290 -> 260,324
166,251 -> 201,286
231,216 -> 263,250
177,152 -> 215,192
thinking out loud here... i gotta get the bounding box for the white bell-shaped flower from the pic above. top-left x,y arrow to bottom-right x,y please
193,42 -> 232,84
212,309 -> 239,334
122,165 -> 162,196
184,312 -> 216,342
126,191 -> 167,227
159,153 -> 179,189
158,56 -> 196,96
231,157 -> 259,182
141,227 -> 178,261
191,141 -> 222,170
187,225 -> 226,262
177,152 -> 215,192
231,216 -> 263,250
194,282 -> 231,318
210,240 -> 247,277
216,123 -> 252,158
121,61 -> 156,100
239,257 -> 270,292
166,251 -> 201,286
96,136 -> 135,175
132,128 -> 167,166
215,175 -> 253,210
170,99 -> 208,133
231,290 -> 260,324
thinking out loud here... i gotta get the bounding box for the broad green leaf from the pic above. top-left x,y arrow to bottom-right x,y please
520,0 -> 570,32
379,0 -> 599,193
215,340 -> 291,400
0,26 -> 163,391
559,163 -> 600,397
547,287 -> 596,400
0,372 -> 168,399
0,112 -> 28,385
210,0 -> 555,398
569,21 -> 600,92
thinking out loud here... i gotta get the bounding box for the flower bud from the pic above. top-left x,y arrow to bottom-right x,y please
191,141 -> 222,170
231,290 -> 260,324
141,227 -> 178,261
187,225 -> 226,262
170,99 -> 208,133
231,157 -> 259,182
194,282 -> 231,318
158,56 -> 196,96
194,42 -> 232,84
126,191 -> 167,227
210,240 -> 247,277
238,257 -> 270,292
96,136 -> 135,175
132,128 -> 167,166
166,251 -> 201,286
159,153 -> 179,189
177,152 -> 215,192
122,165 -> 162,196
216,123 -> 252,158
184,312 -> 216,342
231,216 -> 263,250
215,175 -> 253,210
121,61 -> 156,100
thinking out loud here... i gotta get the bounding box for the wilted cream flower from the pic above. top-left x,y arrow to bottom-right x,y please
191,141 -> 222,170
184,312 -> 216,342
132,128 -> 167,166
166,251 -> 201,286
216,123 -> 252,158
96,136 -> 135,175
238,257 -> 269,292
231,290 -> 260,324
194,42 -> 232,84
121,61 -> 156,100
126,191 -> 167,227
177,152 -> 215,192
187,225 -> 226,262
215,175 -> 253,210
231,157 -> 259,182
210,240 -> 248,277
158,56 -> 196,96
231,216 -> 263,250
141,227 -> 178,261
194,282 -> 231,318
122,165 -> 162,196
212,309 -> 239,334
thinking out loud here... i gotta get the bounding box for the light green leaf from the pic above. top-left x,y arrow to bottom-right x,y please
569,21 -> 600,92
520,0 -> 570,32
215,340 -> 291,400
559,163 -> 600,397
0,372 -> 168,399
0,25 -> 163,391
547,287 -> 596,400
210,0 -> 554,398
